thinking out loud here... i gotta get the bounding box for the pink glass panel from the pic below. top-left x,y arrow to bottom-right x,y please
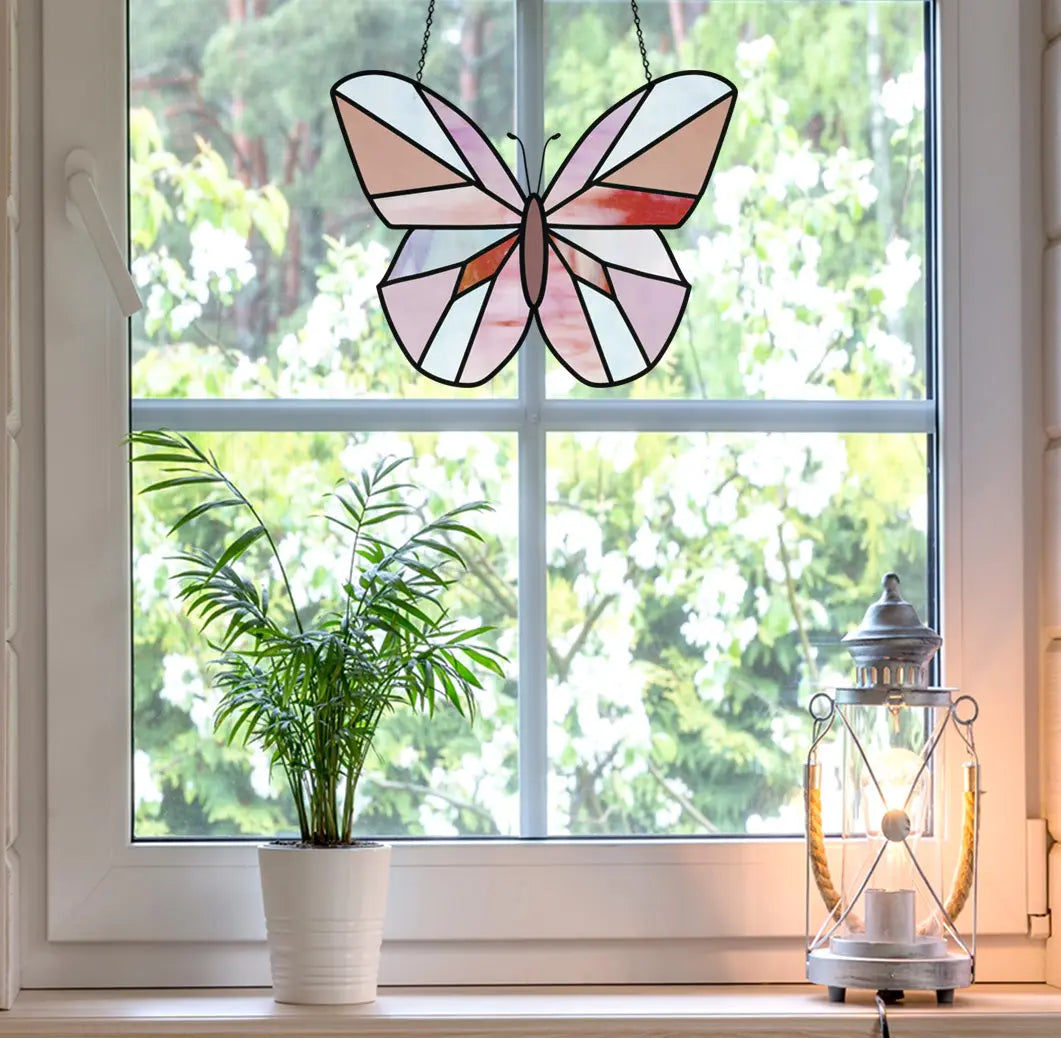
538,244 -> 607,384
380,266 -> 460,363
426,94 -> 526,212
542,94 -> 641,212
377,185 -> 521,228
549,239 -> 610,293
548,186 -> 694,228
388,228 -> 512,280
459,247 -> 531,384
336,99 -> 468,195
609,268 -> 689,363
458,234 -> 519,293
601,102 -> 734,196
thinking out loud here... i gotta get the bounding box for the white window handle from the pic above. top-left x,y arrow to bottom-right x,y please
64,149 -> 143,318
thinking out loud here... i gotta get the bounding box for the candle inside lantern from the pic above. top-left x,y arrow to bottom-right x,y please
864,888 -> 915,943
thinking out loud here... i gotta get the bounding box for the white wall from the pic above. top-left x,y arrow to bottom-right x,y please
0,0 -> 21,1013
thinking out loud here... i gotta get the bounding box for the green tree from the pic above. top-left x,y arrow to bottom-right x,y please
129,0 -> 930,838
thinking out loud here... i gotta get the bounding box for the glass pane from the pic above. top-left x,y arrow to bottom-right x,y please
545,431 -> 929,836
543,0 -> 927,401
133,431 -> 518,838
129,0 -> 517,400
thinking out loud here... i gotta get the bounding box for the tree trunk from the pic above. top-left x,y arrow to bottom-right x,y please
668,0 -> 686,52
460,7 -> 485,122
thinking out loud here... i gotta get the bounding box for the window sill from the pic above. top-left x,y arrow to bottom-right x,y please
0,985 -> 1059,1037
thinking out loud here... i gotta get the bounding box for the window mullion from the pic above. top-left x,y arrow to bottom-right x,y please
516,0 -> 547,838
130,397 -> 936,435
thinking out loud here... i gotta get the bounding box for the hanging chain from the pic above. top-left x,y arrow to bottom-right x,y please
630,0 -> 652,82
419,1 -> 648,86
416,0 -> 436,83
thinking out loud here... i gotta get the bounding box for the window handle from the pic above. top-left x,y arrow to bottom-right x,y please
64,149 -> 143,318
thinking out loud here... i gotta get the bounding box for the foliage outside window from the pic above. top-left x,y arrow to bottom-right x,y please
129,0 -> 931,841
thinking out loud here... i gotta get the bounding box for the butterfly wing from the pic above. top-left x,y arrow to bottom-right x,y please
543,70 -> 736,228
331,71 -> 532,384
536,71 -> 735,387
379,227 -> 534,386
332,71 -> 525,227
539,228 -> 690,387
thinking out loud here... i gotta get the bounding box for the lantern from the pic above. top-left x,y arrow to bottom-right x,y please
805,573 -> 980,1005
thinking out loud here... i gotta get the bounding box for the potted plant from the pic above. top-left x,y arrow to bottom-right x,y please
129,430 -> 505,1004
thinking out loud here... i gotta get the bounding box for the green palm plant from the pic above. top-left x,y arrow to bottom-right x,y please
129,430 -> 505,845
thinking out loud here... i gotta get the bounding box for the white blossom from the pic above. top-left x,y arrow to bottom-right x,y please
736,34 -> 776,74
249,750 -> 274,799
134,750 -> 162,806
876,238 -> 922,318
630,523 -> 659,570
189,221 -> 255,286
881,53 -> 925,127
712,164 -> 756,227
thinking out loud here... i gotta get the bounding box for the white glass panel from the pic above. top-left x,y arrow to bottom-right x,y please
334,76 -> 473,177
580,283 -> 645,380
598,74 -> 733,176
422,282 -> 490,381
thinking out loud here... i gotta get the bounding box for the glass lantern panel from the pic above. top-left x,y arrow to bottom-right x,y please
834,701 -> 948,944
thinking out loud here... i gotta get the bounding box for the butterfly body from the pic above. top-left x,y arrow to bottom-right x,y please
519,195 -> 547,309
332,68 -> 736,387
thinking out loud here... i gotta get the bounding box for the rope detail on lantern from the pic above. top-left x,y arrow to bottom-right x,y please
805,779 -> 979,933
940,786 -> 978,927
805,784 -> 864,933
804,786 -> 842,919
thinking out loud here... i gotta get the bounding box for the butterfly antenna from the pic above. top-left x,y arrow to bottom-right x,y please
537,133 -> 562,195
507,132 -> 531,193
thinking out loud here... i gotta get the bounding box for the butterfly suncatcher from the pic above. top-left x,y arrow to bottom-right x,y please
330,69 -> 736,387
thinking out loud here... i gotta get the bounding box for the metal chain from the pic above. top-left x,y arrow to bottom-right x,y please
418,1 -> 648,86
416,0 -> 436,83
630,0 -> 652,82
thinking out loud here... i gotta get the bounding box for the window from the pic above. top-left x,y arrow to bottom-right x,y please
31,0 -> 1037,987
128,0 -> 932,844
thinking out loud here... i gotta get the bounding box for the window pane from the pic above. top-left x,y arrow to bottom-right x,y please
128,0 -> 936,844
543,0 -> 927,401
132,431 -> 518,838
545,431 -> 929,835
129,0 -> 516,400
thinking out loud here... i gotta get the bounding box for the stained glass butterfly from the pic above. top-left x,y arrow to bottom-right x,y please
330,69 -> 736,387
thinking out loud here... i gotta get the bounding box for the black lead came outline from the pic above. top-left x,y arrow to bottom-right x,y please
330,67 -> 737,389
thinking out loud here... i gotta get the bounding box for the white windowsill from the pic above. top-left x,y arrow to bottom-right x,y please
0,985 -> 1059,1037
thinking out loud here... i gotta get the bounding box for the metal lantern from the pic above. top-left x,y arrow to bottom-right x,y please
805,573 -> 980,1005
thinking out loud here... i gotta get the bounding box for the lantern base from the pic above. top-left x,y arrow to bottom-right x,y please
830,933 -> 948,960
807,946 -> 972,1000
824,987 -> 957,1005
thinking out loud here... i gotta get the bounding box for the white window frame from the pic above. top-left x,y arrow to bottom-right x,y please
20,0 -> 1042,987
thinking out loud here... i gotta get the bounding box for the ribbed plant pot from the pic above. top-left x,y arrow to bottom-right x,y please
258,841 -> 391,1005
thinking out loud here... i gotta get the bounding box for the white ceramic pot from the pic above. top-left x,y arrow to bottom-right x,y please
258,841 -> 391,1005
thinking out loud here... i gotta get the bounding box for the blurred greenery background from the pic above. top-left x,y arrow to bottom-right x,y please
129,0 -> 931,839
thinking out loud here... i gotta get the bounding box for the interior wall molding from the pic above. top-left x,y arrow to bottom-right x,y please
1,0 -> 21,1012
1041,0 -> 1061,992
1047,0 -> 1061,44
